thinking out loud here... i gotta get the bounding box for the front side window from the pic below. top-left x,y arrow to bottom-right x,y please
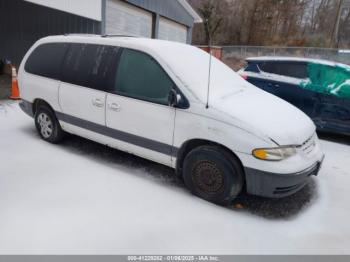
25,43 -> 67,80
114,49 -> 174,105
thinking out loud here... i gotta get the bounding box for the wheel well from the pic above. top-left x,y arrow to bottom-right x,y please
176,139 -> 245,178
32,99 -> 55,116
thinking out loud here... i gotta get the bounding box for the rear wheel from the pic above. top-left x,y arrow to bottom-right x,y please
183,146 -> 243,205
35,105 -> 64,143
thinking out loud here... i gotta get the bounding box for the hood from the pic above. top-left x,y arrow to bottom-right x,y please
148,42 -> 315,145
211,86 -> 315,146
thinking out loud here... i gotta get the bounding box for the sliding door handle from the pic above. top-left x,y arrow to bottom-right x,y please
108,103 -> 121,112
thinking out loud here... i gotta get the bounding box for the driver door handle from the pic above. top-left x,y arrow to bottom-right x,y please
268,83 -> 280,88
92,98 -> 104,108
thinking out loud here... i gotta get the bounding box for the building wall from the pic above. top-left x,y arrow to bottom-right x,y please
0,0 -> 101,66
0,0 -> 198,65
125,0 -> 194,27
24,0 -> 102,21
103,0 -> 194,43
105,0 -> 153,37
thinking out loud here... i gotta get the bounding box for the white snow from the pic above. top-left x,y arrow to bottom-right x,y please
0,100 -> 350,255
137,38 -> 317,145
35,36 -> 253,104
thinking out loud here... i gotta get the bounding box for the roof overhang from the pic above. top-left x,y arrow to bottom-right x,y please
177,0 -> 203,23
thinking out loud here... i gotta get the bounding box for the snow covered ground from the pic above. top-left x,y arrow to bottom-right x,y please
0,100 -> 349,255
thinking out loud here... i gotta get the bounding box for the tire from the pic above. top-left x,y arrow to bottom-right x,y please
34,105 -> 64,144
183,145 -> 243,205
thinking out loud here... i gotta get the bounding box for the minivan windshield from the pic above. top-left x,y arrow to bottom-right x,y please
151,41 -> 252,103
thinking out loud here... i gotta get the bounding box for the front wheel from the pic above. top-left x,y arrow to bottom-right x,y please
35,105 -> 64,143
183,146 -> 243,205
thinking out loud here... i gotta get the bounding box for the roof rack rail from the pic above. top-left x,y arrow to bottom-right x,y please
64,33 -> 100,37
101,34 -> 138,38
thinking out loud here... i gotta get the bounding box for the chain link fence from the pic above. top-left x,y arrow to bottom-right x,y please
222,46 -> 350,71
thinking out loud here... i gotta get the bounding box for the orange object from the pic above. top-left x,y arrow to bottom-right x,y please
233,203 -> 244,209
10,66 -> 20,100
197,46 -> 223,60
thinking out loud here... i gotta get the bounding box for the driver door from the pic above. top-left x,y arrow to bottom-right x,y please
106,48 -> 176,166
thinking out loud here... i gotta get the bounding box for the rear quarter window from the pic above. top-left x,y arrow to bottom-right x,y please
25,43 -> 68,80
244,62 -> 260,73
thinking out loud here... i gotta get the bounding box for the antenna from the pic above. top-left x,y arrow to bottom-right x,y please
205,21 -> 212,109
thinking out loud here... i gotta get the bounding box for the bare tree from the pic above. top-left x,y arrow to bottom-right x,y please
188,0 -> 350,48
197,0 -> 223,44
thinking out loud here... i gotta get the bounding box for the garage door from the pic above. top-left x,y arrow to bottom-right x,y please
106,0 -> 152,37
158,17 -> 188,43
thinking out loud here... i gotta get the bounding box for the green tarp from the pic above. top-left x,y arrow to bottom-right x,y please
300,62 -> 350,98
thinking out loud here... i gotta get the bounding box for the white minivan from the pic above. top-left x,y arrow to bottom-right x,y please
18,35 -> 324,204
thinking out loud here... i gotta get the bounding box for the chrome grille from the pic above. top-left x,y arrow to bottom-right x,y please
299,134 -> 316,155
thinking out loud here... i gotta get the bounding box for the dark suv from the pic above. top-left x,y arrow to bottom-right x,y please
239,57 -> 350,135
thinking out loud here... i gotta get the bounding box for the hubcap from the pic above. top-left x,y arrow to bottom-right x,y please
192,160 -> 224,195
37,113 -> 53,138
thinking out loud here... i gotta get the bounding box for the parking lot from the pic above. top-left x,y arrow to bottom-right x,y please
0,100 -> 350,254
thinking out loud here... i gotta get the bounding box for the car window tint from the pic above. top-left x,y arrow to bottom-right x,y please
90,45 -> 120,91
259,61 -> 308,79
278,62 -> 308,79
245,62 -> 260,73
114,49 -> 174,105
25,43 -> 67,80
258,62 -> 279,74
62,43 -> 120,91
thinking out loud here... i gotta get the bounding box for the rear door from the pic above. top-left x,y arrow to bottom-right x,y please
342,96 -> 350,133
311,65 -> 350,133
106,48 -> 176,166
59,44 -> 120,138
258,61 -> 317,118
315,94 -> 350,132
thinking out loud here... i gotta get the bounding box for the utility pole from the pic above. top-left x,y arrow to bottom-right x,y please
332,0 -> 344,48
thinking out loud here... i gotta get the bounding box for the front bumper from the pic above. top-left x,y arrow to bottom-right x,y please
244,156 -> 324,198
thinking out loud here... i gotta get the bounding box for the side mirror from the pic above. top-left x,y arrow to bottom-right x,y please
168,89 -> 181,107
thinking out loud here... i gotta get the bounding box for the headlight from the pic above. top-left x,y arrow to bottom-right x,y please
252,146 -> 297,161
